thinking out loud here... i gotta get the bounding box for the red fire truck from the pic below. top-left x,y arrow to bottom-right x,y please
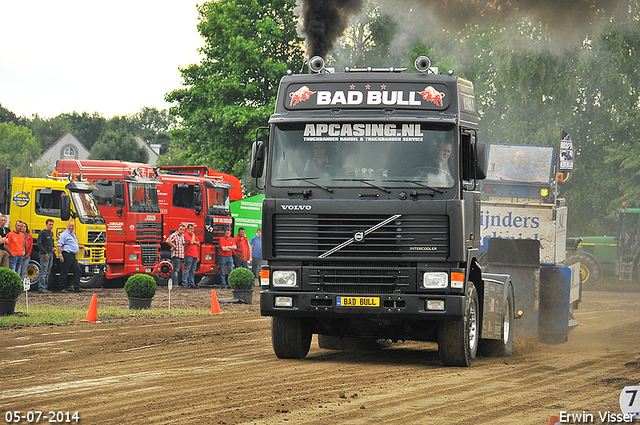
155,166 -> 241,284
55,160 -> 163,287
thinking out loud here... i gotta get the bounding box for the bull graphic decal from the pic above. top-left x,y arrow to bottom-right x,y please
417,86 -> 445,107
289,86 -> 316,107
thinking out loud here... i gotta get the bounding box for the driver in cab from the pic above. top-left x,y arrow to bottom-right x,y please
302,142 -> 334,177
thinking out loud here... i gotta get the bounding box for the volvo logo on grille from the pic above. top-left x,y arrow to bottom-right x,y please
281,204 -> 312,211
354,231 -> 365,242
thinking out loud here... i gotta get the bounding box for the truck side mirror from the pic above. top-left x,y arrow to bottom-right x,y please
194,184 -> 203,215
250,141 -> 265,179
114,180 -> 125,207
474,142 -> 487,180
61,194 -> 71,221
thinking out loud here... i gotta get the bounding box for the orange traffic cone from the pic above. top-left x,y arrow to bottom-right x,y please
211,290 -> 221,314
81,294 -> 100,323
548,415 -> 560,425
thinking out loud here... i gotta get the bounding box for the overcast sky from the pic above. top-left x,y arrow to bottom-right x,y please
0,1 -> 204,118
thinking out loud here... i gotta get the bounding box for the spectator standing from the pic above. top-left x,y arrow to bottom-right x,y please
218,228 -> 236,289
0,214 -> 10,268
233,227 -> 250,269
166,224 -> 187,287
37,219 -> 56,293
250,228 -> 262,286
183,223 -> 200,288
19,222 -> 33,281
56,221 -> 88,292
6,221 -> 25,272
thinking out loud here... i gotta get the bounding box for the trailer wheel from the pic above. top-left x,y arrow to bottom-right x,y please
438,283 -> 479,367
564,252 -> 600,288
79,273 -> 106,288
271,316 -> 312,359
479,283 -> 515,357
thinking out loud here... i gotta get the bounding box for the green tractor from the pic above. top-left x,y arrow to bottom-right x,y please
565,204 -> 640,287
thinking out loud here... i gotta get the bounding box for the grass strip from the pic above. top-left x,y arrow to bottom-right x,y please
0,304 -> 211,327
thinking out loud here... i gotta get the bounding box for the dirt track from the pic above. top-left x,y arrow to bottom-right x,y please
2,287 -> 640,425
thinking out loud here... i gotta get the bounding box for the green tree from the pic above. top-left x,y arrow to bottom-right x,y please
0,122 -> 40,177
27,114 -> 72,152
165,0 -> 304,177
89,130 -> 149,163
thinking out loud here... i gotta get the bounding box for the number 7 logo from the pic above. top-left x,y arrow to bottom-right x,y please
620,386 -> 640,418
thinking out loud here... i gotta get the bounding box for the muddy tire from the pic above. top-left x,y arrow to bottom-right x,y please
438,283 -> 479,367
272,316 -> 312,359
479,283 -> 515,357
564,252 -> 601,289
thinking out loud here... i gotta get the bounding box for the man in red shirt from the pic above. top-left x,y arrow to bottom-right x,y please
233,227 -> 250,269
218,228 -> 236,289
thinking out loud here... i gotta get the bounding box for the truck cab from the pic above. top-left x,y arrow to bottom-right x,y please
10,175 -> 107,286
55,160 -> 163,287
251,57 -> 515,366
155,168 -> 237,282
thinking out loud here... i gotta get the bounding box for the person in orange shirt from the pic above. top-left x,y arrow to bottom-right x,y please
6,221 -> 26,273
20,222 -> 34,281
183,223 -> 201,288
233,227 -> 250,269
218,228 -> 236,289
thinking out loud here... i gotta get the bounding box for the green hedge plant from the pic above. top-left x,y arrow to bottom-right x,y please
124,274 -> 157,299
0,268 -> 22,300
228,267 -> 254,290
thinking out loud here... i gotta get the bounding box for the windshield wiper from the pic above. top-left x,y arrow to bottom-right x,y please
383,179 -> 445,194
332,178 -> 391,193
277,177 -> 333,193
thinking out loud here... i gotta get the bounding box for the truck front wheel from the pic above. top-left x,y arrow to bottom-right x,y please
479,283 -> 515,357
437,283 -> 479,367
79,273 -> 106,288
271,316 -> 312,359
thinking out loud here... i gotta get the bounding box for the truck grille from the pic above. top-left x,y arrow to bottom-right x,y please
88,231 -> 107,244
140,244 -> 158,266
273,214 -> 449,259
137,221 -> 163,243
308,262 -> 414,294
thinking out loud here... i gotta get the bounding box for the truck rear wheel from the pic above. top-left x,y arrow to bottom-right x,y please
437,283 -> 479,367
479,283 -> 515,357
80,273 -> 106,288
271,316 -> 312,359
564,252 -> 601,289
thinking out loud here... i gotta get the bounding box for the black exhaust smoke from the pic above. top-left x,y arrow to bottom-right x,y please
297,0 -> 366,59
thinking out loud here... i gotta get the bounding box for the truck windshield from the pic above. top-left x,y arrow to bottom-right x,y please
128,182 -> 160,213
485,144 -> 554,183
207,187 -> 230,215
270,123 -> 456,189
71,191 -> 105,224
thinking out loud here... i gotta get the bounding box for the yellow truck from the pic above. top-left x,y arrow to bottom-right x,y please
9,174 -> 107,287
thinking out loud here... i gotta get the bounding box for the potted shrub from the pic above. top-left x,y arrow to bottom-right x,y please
124,274 -> 157,310
0,268 -> 23,316
228,267 -> 255,304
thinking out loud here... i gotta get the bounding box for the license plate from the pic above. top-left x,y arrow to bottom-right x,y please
336,296 -> 380,307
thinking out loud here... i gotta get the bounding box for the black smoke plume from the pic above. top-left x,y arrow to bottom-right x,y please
296,0 -> 626,61
297,0 -> 366,59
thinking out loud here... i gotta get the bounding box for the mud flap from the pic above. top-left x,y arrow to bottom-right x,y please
539,264 -> 571,344
484,238 -> 541,340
